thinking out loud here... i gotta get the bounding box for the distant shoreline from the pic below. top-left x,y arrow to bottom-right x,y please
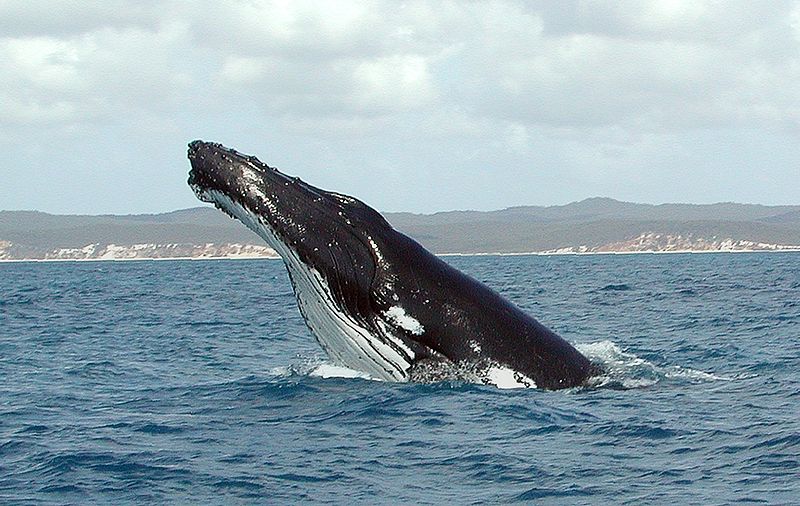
2,248 -> 800,264
5,202 -> 800,263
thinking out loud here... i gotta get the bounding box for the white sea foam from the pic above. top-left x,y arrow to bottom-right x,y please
268,361 -> 375,381
273,342 -> 734,392
576,340 -> 731,389
309,364 -> 375,380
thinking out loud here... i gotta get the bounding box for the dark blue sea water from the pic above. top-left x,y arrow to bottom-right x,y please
1,253 -> 798,504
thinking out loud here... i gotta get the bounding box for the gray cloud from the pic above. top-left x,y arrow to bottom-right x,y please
0,0 -> 162,37
1,0 -> 799,214
4,1 -> 799,132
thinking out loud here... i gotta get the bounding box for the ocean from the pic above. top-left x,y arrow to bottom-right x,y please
1,253 -> 798,504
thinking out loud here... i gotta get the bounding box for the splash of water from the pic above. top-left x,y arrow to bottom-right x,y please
267,340 -> 734,391
577,340 -> 731,390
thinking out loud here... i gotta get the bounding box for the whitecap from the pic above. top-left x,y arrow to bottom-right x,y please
309,363 -> 375,380
576,340 -> 730,389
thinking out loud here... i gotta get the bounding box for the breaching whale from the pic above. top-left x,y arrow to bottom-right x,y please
187,140 -> 599,389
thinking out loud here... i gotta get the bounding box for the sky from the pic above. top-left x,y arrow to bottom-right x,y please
1,0 -> 799,215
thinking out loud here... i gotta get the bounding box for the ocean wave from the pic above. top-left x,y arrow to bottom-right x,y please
577,340 -> 733,389
257,341 -> 736,392
597,283 -> 634,292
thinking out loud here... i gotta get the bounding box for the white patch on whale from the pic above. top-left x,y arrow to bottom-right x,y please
384,306 -> 424,335
484,365 -> 537,389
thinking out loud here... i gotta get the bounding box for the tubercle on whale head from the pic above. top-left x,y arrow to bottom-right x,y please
187,140 -> 287,206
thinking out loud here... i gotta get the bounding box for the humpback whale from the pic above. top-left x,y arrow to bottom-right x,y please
187,140 -> 599,389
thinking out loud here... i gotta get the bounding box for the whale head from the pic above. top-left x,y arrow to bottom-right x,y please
188,140 -> 388,281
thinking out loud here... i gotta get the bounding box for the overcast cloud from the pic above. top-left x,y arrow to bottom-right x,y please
1,0 -> 799,214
